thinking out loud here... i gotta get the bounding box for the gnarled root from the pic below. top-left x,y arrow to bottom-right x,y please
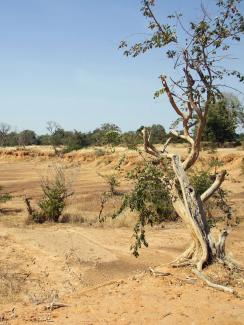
220,256 -> 244,271
170,239 -> 209,271
170,242 -> 195,267
192,269 -> 234,294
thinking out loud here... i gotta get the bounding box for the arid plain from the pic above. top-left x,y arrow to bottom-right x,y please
0,145 -> 243,324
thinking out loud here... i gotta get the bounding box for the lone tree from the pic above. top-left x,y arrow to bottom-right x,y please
119,0 -> 244,285
46,121 -> 64,155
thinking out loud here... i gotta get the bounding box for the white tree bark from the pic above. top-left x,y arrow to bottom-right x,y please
142,128 -> 229,271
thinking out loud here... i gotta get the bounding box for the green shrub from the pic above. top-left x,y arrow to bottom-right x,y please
0,193 -> 11,204
100,174 -> 120,195
190,169 -> 232,227
112,162 -> 175,256
26,167 -> 73,223
38,168 -> 71,222
190,171 -> 212,196
0,188 -> 12,213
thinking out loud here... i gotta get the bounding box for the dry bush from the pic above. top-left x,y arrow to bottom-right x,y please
25,167 -> 73,223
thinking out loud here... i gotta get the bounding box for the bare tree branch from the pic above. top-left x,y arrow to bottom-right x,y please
142,128 -> 160,158
201,171 -> 227,203
160,76 -> 187,119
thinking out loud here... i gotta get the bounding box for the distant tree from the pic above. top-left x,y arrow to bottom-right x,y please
18,130 -> 38,147
202,96 -> 238,144
100,123 -> 121,133
238,133 -> 244,142
38,134 -> 51,146
63,130 -> 89,152
224,93 -> 244,128
5,132 -> 18,147
122,131 -> 142,149
91,123 -> 121,146
104,130 -> 121,146
0,123 -> 11,147
46,121 -> 64,155
150,124 -> 167,144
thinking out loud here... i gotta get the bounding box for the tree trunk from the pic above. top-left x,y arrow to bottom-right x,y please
170,155 -> 227,270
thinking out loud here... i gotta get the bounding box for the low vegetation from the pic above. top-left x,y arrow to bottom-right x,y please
25,167 -> 72,223
0,186 -> 11,212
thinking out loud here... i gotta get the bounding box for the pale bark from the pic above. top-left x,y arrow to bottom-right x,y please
142,128 -> 229,271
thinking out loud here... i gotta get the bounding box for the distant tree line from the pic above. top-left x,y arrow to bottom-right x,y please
0,94 -> 243,151
0,122 -> 168,151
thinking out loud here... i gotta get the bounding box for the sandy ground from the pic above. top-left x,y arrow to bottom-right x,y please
0,146 -> 243,324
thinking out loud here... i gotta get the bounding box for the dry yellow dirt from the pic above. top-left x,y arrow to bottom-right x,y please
0,146 -> 243,324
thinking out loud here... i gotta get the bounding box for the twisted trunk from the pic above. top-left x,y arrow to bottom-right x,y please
141,128 -> 229,271
170,154 -> 227,270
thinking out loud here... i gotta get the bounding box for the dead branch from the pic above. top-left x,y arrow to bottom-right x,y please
45,302 -> 71,311
170,130 -> 194,145
142,128 -> 160,158
23,195 -> 33,217
79,280 -> 123,296
161,136 -> 172,154
160,76 -> 187,119
201,171 -> 227,203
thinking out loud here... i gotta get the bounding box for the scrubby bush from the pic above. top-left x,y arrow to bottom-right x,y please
39,167 -> 72,222
26,167 -> 73,223
0,193 -> 11,204
191,171 -> 212,196
101,174 -> 120,195
104,162 -> 175,256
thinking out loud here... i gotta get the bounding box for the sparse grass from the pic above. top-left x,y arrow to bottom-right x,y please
0,236 -> 28,304
0,265 -> 27,303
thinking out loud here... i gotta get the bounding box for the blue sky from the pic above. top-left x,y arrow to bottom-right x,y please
0,0 -> 243,134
